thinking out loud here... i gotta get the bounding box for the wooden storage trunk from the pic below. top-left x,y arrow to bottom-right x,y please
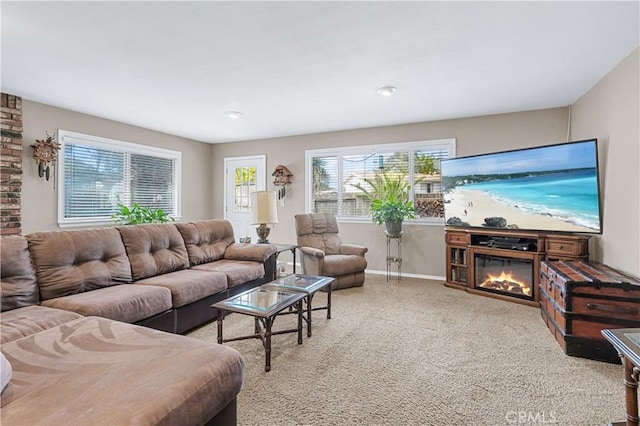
539,260 -> 640,363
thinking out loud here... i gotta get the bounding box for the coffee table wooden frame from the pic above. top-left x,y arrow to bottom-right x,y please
262,274 -> 335,337
213,287 -> 305,372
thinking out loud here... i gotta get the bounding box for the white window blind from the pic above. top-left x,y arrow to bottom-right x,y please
57,130 -> 181,226
306,139 -> 455,223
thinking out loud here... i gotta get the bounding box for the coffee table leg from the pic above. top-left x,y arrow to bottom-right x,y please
327,284 -> 332,319
217,313 -> 224,344
265,317 -> 272,372
306,295 -> 313,337
297,300 -> 303,344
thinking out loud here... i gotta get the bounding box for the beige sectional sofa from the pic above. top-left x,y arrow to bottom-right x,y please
0,219 -> 278,425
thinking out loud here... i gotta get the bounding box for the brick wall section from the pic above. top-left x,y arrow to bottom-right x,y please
1,93 -> 23,235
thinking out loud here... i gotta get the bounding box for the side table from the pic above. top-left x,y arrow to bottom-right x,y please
602,328 -> 640,426
270,243 -> 298,280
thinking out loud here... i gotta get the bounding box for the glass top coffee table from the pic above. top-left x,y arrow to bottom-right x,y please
262,274 -> 335,338
213,287 -> 305,372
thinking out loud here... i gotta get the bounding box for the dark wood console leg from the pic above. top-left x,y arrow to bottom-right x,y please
327,284 -> 332,319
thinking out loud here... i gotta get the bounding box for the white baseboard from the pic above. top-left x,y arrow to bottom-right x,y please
281,261 -> 445,281
364,269 -> 445,281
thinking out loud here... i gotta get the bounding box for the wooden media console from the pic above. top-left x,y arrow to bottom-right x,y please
444,228 -> 590,307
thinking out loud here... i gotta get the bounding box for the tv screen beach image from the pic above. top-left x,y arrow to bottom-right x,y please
441,140 -> 602,233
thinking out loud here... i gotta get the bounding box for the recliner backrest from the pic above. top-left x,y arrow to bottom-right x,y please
294,213 -> 342,255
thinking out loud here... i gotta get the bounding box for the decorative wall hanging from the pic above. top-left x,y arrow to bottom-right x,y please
32,131 -> 61,181
272,165 -> 293,206
272,165 -> 292,186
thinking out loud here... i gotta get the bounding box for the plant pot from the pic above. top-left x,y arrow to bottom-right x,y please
385,220 -> 403,237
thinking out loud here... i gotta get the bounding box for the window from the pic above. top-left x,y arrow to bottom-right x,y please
233,166 -> 257,213
57,130 -> 181,226
305,139 -> 455,223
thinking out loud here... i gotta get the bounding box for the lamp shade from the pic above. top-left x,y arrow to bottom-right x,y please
250,191 -> 279,225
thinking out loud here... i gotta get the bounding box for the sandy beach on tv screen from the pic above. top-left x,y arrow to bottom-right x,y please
445,188 -> 595,233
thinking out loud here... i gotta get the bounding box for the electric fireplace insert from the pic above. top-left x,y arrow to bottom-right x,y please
474,253 -> 534,301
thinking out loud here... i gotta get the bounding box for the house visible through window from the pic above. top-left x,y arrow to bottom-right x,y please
57,130 -> 181,226
306,139 -> 455,223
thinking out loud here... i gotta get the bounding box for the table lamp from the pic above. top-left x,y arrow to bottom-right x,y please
251,191 -> 279,243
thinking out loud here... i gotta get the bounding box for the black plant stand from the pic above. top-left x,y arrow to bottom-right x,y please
386,231 -> 403,282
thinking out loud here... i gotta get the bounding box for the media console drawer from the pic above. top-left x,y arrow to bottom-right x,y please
539,260 -> 640,363
445,231 -> 468,245
544,236 -> 589,258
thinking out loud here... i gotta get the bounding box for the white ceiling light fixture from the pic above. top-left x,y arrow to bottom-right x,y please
377,86 -> 396,97
227,111 -> 243,119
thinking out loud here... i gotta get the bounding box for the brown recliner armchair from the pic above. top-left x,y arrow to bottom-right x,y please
294,213 -> 368,290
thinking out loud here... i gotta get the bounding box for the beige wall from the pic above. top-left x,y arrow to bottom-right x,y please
570,47 -> 639,277
21,48 -> 636,278
211,107 -> 570,278
21,100 -> 213,234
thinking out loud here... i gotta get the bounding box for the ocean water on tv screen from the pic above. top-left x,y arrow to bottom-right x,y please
464,169 -> 600,231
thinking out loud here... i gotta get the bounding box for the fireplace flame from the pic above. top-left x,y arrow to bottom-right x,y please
479,271 -> 532,297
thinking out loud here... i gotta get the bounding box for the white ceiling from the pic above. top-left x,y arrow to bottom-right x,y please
2,1 -> 638,144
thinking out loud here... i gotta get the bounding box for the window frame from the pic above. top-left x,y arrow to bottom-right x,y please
56,129 -> 182,227
305,138 -> 456,225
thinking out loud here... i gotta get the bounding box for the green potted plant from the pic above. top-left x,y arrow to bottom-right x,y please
111,199 -> 174,225
352,171 -> 416,236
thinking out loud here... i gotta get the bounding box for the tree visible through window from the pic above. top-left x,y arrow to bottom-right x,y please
306,139 -> 455,222
57,130 -> 181,226
233,166 -> 257,213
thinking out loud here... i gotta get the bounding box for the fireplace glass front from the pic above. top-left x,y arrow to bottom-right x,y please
474,253 -> 534,301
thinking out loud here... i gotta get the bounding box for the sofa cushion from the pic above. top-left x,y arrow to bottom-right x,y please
26,228 -> 132,301
0,236 -> 39,311
193,259 -> 264,288
135,269 -> 228,308
0,316 -> 244,425
175,220 -> 235,266
41,285 -> 172,324
118,224 -> 190,281
0,306 -> 83,345
322,254 -> 368,276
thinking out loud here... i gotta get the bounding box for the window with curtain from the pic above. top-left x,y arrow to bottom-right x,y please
57,130 -> 181,226
306,139 -> 455,223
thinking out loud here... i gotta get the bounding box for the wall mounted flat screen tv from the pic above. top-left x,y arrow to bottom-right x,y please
440,139 -> 602,234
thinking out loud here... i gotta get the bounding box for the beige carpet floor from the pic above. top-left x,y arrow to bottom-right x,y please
187,274 -> 626,426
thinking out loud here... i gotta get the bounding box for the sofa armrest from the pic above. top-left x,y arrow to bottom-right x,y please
224,243 -> 277,263
340,244 -> 368,257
